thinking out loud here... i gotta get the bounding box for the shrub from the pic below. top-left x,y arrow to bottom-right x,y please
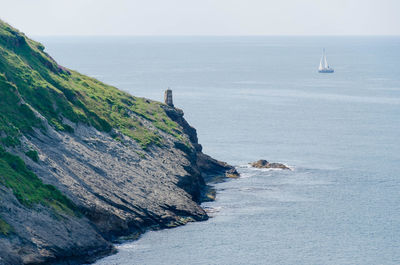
25,149 -> 39,162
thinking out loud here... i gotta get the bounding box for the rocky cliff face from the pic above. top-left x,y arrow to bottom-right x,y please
0,20 -> 238,264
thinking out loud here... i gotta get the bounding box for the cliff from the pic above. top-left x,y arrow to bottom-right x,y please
0,20 -> 238,264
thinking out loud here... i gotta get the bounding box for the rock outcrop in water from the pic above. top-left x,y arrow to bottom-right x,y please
250,160 -> 290,170
0,20 -> 238,265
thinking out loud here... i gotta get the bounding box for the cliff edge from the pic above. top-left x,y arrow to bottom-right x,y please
0,20 -> 238,265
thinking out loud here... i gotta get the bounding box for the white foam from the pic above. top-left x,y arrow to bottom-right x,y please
203,206 -> 222,215
237,171 -> 257,178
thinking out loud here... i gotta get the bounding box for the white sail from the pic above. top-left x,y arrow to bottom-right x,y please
319,56 -> 324,70
318,48 -> 334,73
324,53 -> 328,68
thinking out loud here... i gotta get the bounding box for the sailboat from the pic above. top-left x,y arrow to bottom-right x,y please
318,48 -> 334,73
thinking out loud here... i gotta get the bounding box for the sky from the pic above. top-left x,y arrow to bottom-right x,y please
1,0 -> 400,36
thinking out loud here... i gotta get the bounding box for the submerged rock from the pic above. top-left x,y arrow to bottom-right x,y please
250,160 -> 290,170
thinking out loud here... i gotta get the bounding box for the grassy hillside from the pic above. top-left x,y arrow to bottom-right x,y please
0,19 -> 185,226
0,19 -> 183,148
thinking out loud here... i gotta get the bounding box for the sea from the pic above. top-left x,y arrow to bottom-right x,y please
37,36 -> 400,265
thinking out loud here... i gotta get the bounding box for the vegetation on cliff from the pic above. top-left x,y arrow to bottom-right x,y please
0,146 -> 78,216
0,19 -> 185,223
0,19 -> 182,149
0,217 -> 13,236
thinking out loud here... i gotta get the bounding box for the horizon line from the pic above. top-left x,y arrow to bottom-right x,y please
31,34 -> 400,38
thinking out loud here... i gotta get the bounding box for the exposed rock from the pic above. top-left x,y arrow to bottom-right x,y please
0,106 -> 237,265
163,106 -> 239,182
250,160 -> 290,170
0,186 -> 113,265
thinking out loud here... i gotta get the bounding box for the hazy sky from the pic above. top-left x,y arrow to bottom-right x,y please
1,0 -> 400,36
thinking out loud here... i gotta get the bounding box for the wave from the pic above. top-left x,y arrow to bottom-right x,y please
203,206 -> 222,215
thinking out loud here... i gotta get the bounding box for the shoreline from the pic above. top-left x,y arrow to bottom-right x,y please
46,107 -> 239,265
49,172 -> 233,265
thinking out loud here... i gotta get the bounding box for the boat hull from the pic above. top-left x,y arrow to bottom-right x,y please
318,69 -> 334,73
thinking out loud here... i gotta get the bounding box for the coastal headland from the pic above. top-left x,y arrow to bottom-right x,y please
0,20 -> 238,265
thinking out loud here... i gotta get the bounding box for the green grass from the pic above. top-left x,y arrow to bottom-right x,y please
25,149 -> 39,162
0,19 -> 188,216
0,146 -> 79,216
0,73 -> 42,138
0,218 -> 13,236
0,19 -> 184,149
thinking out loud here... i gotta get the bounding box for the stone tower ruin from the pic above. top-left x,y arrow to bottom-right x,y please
164,88 -> 174,107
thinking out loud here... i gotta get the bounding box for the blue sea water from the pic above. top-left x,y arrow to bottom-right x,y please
37,36 -> 400,265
